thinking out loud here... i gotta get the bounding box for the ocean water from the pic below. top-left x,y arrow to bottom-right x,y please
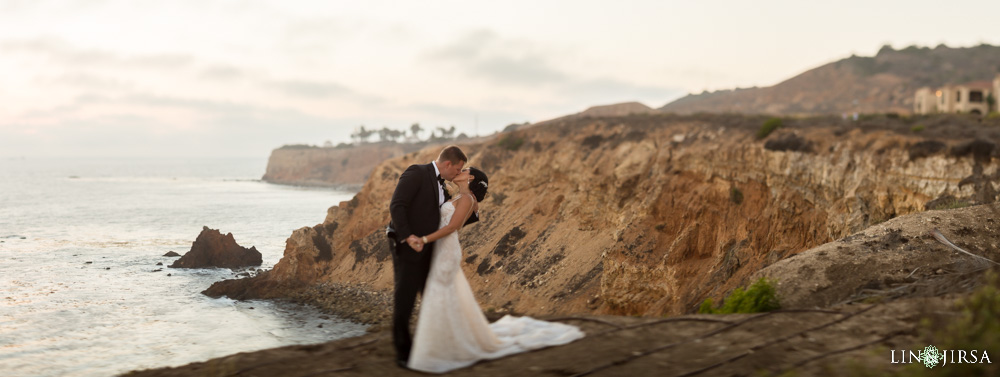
0,157 -> 367,377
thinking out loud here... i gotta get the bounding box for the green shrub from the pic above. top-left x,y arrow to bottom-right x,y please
699,277 -> 780,314
730,187 -> 744,205
756,118 -> 783,139
911,124 -> 926,132
987,112 -> 1000,120
943,200 -> 972,210
497,134 -> 525,151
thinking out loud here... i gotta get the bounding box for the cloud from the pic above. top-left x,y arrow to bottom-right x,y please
424,29 -> 568,86
0,0 -> 109,13
10,92 -> 301,124
283,16 -> 351,41
426,29 -> 496,61
405,102 -> 533,135
1,37 -> 194,70
470,55 -> 568,85
563,78 -> 684,105
42,72 -> 134,91
267,79 -> 354,99
199,64 -> 247,81
0,92 -> 363,158
422,30 -> 682,110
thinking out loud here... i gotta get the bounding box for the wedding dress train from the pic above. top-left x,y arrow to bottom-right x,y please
407,198 -> 584,373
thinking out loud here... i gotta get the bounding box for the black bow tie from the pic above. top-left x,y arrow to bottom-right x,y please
437,175 -> 445,186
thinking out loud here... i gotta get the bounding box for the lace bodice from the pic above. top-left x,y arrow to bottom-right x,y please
439,194 -> 473,228
439,201 -> 456,228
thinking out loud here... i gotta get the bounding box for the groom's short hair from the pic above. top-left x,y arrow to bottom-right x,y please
437,146 -> 468,165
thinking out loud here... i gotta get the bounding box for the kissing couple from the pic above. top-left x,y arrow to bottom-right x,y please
387,145 -> 584,373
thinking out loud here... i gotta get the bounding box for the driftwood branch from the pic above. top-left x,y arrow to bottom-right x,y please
548,316 -> 627,329
931,228 -> 1000,266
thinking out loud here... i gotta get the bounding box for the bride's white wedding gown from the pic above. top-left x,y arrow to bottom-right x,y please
407,197 -> 584,373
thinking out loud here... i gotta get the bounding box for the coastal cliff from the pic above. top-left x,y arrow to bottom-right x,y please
261,143 -> 423,188
208,113 -> 1000,320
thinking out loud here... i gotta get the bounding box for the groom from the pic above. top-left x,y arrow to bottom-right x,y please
387,145 -> 478,367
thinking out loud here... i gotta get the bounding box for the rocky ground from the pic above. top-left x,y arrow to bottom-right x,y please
121,296 -> 984,377
127,204 -> 999,376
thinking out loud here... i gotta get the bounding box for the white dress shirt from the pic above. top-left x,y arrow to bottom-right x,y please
431,161 -> 445,205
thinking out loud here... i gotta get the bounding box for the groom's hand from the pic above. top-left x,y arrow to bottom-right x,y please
406,235 -> 424,252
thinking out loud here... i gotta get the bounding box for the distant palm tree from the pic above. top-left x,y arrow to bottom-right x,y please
410,123 -> 424,140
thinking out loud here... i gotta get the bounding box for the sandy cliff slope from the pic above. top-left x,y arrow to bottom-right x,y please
205,113 -> 999,322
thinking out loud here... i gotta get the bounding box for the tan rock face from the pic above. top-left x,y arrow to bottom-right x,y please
213,114 -> 997,317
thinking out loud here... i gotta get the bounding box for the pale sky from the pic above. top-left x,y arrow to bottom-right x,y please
2,0 -> 999,158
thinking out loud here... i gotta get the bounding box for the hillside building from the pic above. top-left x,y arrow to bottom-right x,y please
914,75 -> 997,115
996,74 -> 1000,112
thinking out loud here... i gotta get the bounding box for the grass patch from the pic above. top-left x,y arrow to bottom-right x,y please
927,197 -> 973,211
942,201 -> 973,210
911,124 -> 925,132
699,277 -> 780,314
756,117 -> 783,139
497,134 -> 525,151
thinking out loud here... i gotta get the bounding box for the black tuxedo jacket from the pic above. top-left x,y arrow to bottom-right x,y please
388,162 -> 478,262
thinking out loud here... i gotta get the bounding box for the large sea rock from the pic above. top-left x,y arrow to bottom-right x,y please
170,227 -> 262,269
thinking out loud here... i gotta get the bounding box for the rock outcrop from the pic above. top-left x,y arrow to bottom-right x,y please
207,113 -> 999,320
170,227 -> 262,269
754,204 -> 1000,309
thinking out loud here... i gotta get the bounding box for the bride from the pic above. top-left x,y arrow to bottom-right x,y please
404,167 -> 584,373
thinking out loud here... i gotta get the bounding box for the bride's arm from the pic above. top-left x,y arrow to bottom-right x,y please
421,195 -> 475,244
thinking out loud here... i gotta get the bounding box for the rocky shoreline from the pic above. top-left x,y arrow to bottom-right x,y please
287,282 -> 392,328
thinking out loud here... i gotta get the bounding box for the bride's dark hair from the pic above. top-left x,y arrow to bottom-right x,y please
468,167 -> 489,202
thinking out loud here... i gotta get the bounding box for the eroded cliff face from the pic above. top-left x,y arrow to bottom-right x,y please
213,114 -> 997,318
